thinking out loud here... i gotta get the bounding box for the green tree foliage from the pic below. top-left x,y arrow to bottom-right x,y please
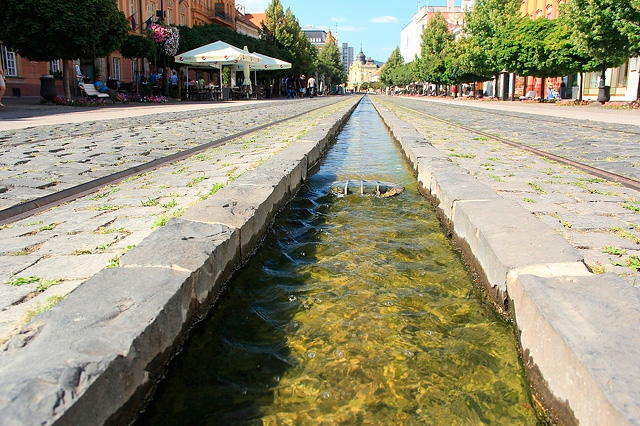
462,0 -> 522,78
419,12 -> 454,86
120,34 -> 156,60
316,42 -> 346,85
389,62 -> 416,87
563,0 -> 640,83
262,0 -> 314,75
0,0 -> 130,99
447,36 -> 494,83
381,47 -> 404,86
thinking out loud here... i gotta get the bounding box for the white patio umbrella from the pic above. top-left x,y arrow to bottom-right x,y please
229,51 -> 292,85
175,41 -> 262,87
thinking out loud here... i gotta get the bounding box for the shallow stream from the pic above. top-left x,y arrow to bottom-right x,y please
137,97 -> 538,425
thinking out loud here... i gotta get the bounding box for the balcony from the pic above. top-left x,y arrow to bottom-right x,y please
207,7 -> 235,28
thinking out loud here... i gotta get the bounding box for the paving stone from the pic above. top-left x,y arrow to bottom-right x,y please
19,254 -> 115,281
0,255 -> 41,283
36,234 -> 119,256
566,231 -> 640,251
0,234 -> 52,256
555,212 -> 626,230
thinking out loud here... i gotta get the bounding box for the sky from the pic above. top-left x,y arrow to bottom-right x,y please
239,0 -> 463,64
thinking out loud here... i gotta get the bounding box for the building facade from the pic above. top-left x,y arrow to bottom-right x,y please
302,26 -> 327,50
519,0 -> 639,102
341,43 -> 354,76
0,0 -> 266,98
400,3 -> 471,63
347,49 -> 379,90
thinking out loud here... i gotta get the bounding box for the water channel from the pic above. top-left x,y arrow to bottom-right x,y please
137,97 -> 539,425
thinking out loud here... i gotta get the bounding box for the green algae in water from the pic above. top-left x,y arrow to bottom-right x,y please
137,98 -> 538,425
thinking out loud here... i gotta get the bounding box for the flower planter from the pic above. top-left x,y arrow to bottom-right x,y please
221,87 -> 230,101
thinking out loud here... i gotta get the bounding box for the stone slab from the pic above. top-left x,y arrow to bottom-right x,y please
507,273 -> 640,425
452,199 -> 585,293
0,267 -> 192,425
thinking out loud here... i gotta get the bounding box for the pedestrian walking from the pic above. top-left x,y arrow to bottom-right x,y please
298,74 -> 307,98
285,76 -> 295,99
307,75 -> 316,98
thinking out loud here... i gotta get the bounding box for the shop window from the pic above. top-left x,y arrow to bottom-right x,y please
610,62 -> 628,88
1,46 -> 18,77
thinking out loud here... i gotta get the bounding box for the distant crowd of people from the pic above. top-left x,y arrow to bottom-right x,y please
285,74 -> 320,99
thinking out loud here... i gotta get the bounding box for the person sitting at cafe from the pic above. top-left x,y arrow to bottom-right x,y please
94,74 -> 126,103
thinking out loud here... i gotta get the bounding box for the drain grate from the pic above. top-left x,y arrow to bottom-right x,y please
330,179 -> 404,198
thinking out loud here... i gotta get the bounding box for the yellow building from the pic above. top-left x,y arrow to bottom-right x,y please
347,49 -> 379,90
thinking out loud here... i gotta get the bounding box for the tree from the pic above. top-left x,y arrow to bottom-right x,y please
381,47 -> 404,86
390,62 -> 416,87
120,34 -> 156,96
262,0 -> 314,75
462,0 -> 522,79
419,12 -> 454,91
316,42 -> 346,87
0,0 -> 130,100
563,0 -> 640,96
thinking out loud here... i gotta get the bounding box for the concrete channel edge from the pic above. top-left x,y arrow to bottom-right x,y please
0,96 -> 363,425
370,97 -> 640,426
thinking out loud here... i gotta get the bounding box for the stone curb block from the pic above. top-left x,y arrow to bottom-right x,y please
0,96 -> 362,425
507,272 -> 640,425
0,267 -> 192,425
453,199 -> 584,294
369,97 -> 639,424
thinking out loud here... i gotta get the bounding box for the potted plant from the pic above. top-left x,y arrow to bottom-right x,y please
221,66 -> 231,101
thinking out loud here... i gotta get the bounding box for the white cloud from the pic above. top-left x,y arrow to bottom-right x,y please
338,25 -> 367,32
331,17 -> 347,22
370,16 -> 399,24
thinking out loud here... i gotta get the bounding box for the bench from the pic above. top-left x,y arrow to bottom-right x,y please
519,90 -> 540,101
78,83 -> 114,102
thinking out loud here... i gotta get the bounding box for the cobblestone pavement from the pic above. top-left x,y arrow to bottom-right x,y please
0,96 -> 356,343
374,96 -> 640,285
0,99 -> 342,210
390,97 -> 640,180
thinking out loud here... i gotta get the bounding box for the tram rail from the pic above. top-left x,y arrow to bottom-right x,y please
0,101 -> 338,225
391,102 -> 640,192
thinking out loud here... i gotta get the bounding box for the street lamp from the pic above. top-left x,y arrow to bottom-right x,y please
597,63 -> 610,104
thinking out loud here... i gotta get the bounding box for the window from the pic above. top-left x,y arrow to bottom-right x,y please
129,0 -> 135,16
168,8 -> 173,24
113,57 -> 121,80
181,13 -> 186,25
49,60 -> 61,74
131,60 -> 138,81
611,62 -> 628,88
1,45 -> 18,77
149,1 -> 157,14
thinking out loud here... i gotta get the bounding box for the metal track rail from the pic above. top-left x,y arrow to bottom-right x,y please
393,103 -> 640,192
0,101 -> 335,225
